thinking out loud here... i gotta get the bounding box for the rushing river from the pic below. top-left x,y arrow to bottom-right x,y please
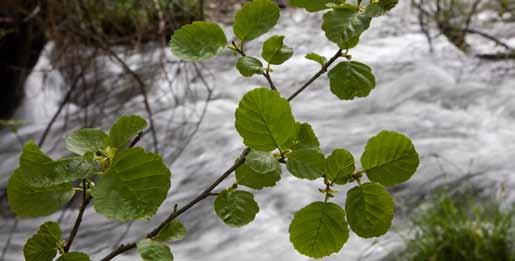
1,4 -> 514,261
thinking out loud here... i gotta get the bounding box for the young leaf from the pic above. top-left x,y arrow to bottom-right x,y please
289,202 -> 349,258
91,148 -> 171,221
290,122 -> 320,150
322,5 -> 371,49
288,0 -> 339,12
325,148 -> 355,184
236,161 -> 281,190
8,169 -> 74,217
328,61 -> 376,100
56,252 -> 91,261
345,182 -> 394,238
109,115 -> 147,149
65,128 -> 110,155
286,148 -> 325,180
214,190 -> 259,227
170,21 -> 227,61
305,53 -> 327,66
236,56 -> 264,77
154,221 -> 187,242
235,88 -> 297,151
137,239 -> 173,261
234,0 -> 280,42
245,150 -> 279,173
361,131 -> 420,186
365,0 -> 399,17
23,222 -> 61,261
262,35 -> 294,65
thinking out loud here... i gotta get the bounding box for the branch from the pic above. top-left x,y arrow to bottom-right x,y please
288,49 -> 342,101
100,48 -> 343,260
64,180 -> 91,252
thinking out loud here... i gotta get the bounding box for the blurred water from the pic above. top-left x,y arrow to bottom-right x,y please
1,6 -> 515,261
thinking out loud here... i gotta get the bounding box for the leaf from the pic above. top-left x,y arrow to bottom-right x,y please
91,148 -> 171,221
261,35 -> 294,65
56,252 -> 91,261
109,115 -> 147,149
245,150 -> 279,173
322,6 -> 371,49
236,154 -> 281,190
8,169 -> 74,217
361,131 -> 420,186
214,190 -> 259,227
234,0 -> 280,42
170,21 -> 227,61
290,122 -> 320,150
24,222 -> 61,261
325,148 -> 355,184
288,0 -> 339,12
17,141 -> 95,187
137,239 -> 173,261
154,221 -> 187,242
345,182 -> 394,238
365,0 -> 399,17
305,53 -> 327,66
236,56 -> 263,77
289,202 -> 349,258
235,88 -> 297,151
328,61 -> 376,100
286,148 -> 325,180
65,128 -> 110,155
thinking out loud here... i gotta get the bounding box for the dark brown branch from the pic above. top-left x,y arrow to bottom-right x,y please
262,71 -> 277,91
288,49 -> 342,101
64,180 -> 91,252
100,49 -> 343,261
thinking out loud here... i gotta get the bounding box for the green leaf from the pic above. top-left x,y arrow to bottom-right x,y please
286,148 -> 325,180
261,35 -> 293,65
91,148 -> 171,221
365,0 -> 399,17
325,148 -> 355,184
8,169 -> 74,217
170,21 -> 227,61
288,122 -> 320,150
245,150 -> 279,173
17,141 -> 95,187
65,128 -> 110,155
109,115 -> 147,149
235,88 -> 297,151
289,202 -> 349,258
137,239 -> 173,261
328,61 -> 376,100
236,152 -> 281,190
234,0 -> 280,42
361,131 -> 420,186
214,190 -> 259,227
57,252 -> 91,261
154,221 -> 186,242
305,53 -> 327,66
322,6 -> 371,49
236,56 -> 263,77
24,222 -> 61,261
288,0 -> 339,12
345,182 -> 394,238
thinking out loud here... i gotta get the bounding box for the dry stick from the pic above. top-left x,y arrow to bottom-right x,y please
99,48 -> 343,260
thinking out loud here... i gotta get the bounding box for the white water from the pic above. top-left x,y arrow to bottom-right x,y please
1,5 -> 515,261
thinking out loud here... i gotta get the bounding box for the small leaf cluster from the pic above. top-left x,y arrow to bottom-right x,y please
7,115 -> 185,260
169,0 -> 418,259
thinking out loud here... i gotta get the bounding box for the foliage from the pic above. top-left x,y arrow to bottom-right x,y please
394,191 -> 515,261
6,0 -> 423,260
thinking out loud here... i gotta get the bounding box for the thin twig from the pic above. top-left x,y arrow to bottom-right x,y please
288,49 -> 342,101
64,180 -> 91,252
100,49 -> 343,261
